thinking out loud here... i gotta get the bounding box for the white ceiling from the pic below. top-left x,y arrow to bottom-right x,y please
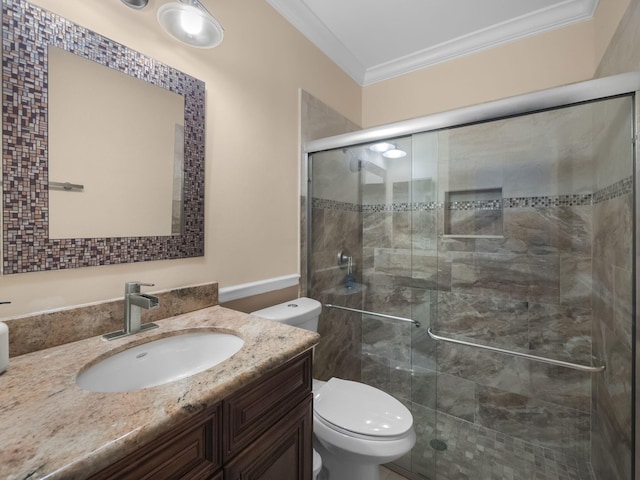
266,0 -> 599,86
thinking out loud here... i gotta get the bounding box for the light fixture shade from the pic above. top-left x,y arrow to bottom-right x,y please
121,0 -> 149,9
157,2 -> 224,49
369,142 -> 394,153
383,148 -> 407,159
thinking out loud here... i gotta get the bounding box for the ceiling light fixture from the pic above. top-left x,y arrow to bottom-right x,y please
383,148 -> 407,159
369,142 -> 394,153
121,0 -> 149,9
157,0 -> 224,49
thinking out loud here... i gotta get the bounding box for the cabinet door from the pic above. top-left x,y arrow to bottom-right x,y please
90,404 -> 222,480
223,350 -> 312,461
224,396 -> 312,480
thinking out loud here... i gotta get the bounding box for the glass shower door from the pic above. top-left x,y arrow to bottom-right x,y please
428,95 -> 634,480
307,91 -> 635,480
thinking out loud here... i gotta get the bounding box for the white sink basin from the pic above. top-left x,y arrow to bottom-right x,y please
76,331 -> 244,392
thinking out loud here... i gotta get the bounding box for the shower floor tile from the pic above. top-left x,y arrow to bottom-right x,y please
405,411 -> 595,480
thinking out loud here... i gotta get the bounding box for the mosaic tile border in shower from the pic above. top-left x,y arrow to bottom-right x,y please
312,176 -> 633,213
592,176 -> 633,204
2,0 -> 205,274
504,193 -> 593,208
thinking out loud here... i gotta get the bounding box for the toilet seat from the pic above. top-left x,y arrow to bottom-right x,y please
314,378 -> 413,440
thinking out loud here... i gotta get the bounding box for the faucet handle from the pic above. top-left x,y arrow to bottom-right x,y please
125,281 -> 154,294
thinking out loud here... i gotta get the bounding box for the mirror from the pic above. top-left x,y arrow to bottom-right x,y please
48,46 -> 185,239
2,0 -> 205,274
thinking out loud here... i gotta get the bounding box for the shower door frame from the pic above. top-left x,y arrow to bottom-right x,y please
305,71 -> 640,480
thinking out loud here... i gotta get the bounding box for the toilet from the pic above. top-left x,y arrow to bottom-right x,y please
251,298 -> 416,480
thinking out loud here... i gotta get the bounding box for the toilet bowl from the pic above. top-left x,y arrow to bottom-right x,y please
251,298 -> 416,480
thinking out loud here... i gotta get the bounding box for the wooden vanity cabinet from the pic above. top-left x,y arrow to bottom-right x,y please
223,349 -> 313,480
90,350 -> 313,480
90,403 -> 222,480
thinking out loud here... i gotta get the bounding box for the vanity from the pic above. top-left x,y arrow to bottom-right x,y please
0,306 -> 319,480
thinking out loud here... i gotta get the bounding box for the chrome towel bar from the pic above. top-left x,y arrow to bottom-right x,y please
427,328 -> 605,373
324,304 -> 420,327
48,181 -> 84,192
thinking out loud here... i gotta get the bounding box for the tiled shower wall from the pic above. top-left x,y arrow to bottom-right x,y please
309,96 -> 634,479
590,97 -> 634,480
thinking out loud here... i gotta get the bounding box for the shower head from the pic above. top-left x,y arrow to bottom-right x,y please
343,148 -> 368,172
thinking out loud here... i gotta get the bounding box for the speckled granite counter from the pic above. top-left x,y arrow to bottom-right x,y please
0,306 -> 319,480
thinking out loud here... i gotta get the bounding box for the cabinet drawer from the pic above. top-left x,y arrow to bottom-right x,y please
223,350 -> 312,460
91,404 -> 222,480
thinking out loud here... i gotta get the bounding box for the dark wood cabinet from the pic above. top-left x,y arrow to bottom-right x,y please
90,350 -> 313,480
224,396 -> 312,480
91,403 -> 222,480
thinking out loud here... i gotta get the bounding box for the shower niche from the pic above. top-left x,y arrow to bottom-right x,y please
443,187 -> 503,237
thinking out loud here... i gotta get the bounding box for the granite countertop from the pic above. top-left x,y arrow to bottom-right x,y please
0,306 -> 319,480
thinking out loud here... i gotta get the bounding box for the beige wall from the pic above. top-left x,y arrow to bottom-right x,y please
0,0 -> 361,318
361,0 -> 630,128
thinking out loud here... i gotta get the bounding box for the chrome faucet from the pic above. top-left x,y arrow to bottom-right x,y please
104,281 -> 159,340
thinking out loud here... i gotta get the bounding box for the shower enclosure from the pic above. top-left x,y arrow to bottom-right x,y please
305,74 -> 638,480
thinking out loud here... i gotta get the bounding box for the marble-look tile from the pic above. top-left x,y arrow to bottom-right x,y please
475,385 -> 590,459
6,283 -> 218,357
593,194 -> 632,271
436,292 -> 529,349
324,209 -> 363,257
591,394 -> 632,480
503,207 -> 560,256
362,315 -> 412,365
392,211 -> 413,249
409,365 -> 436,409
612,264 -> 633,350
373,248 -> 413,279
592,320 -> 633,459
300,89 -> 360,144
527,303 -> 592,364
560,254 -> 592,306
361,352 -> 391,393
410,312 -> 437,370
363,212 -> 393,249
435,372 -> 476,422
499,206 -> 591,258
436,343 -> 531,399
529,363 -> 591,413
410,210 -> 437,252
450,251 -> 559,303
447,209 -> 503,237
595,0 -> 640,78
313,291 -> 363,382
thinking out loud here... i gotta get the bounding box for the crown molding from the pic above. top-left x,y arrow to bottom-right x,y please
266,0 -> 598,87
363,0 -> 598,85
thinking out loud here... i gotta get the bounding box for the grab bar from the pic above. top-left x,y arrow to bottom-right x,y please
427,328 -> 605,373
324,304 -> 420,327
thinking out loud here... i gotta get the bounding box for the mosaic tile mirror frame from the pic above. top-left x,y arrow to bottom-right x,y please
1,0 -> 206,274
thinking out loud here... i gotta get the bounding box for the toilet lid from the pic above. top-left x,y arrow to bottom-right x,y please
314,378 -> 413,437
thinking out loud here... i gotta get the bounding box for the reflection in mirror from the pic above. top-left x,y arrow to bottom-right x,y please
2,0 -> 205,274
48,46 -> 185,238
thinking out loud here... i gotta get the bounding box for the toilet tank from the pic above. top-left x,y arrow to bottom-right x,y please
251,297 -> 322,332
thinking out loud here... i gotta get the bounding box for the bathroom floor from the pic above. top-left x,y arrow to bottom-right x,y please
380,466 -> 410,480
405,411 -> 596,480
